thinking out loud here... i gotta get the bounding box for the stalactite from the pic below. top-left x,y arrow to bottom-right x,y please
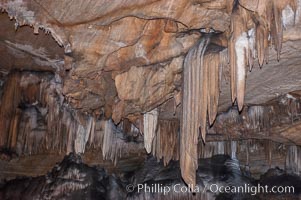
181,35 -> 228,185
143,108 -> 158,153
199,141 -> 226,158
247,106 -> 266,130
0,72 -> 21,148
271,1 -> 284,61
268,140 -> 272,168
227,0 -> 298,111
246,140 -> 250,169
6,80 -> 142,160
102,120 -> 114,161
65,109 -> 74,154
229,5 -> 254,111
74,124 -> 86,154
204,51 -> 220,125
255,22 -> 269,67
17,107 -> 46,155
229,8 -> 243,104
181,37 -> 209,186
0,72 -> 106,156
286,145 -> 301,175
41,79 -> 96,155
151,119 -> 179,165
231,141 -> 237,159
235,32 -> 248,111
8,108 -> 21,150
199,39 -> 210,143
101,119 -> 143,164
87,117 -> 96,148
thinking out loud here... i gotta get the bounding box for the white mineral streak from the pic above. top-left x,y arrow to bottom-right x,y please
103,120 -> 114,160
231,141 -> 237,159
74,125 -> 85,153
217,141 -> 225,155
286,145 -> 301,175
74,117 -> 95,154
4,40 -> 63,71
235,32 -> 248,111
143,108 -> 159,153
247,106 -> 265,129
282,0 -> 301,27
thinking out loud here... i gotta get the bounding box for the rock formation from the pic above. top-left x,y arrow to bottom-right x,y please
0,0 -> 301,199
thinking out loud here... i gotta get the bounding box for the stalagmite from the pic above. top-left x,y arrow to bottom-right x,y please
143,108 -> 158,153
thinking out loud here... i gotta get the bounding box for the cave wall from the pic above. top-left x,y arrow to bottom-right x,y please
0,0 -> 301,188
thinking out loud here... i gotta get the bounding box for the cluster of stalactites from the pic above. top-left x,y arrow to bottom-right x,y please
286,145 -> 301,175
34,78 -> 95,155
229,0 -> 299,111
142,108 -> 180,165
0,71 -> 147,165
180,37 -> 227,186
0,72 -> 124,157
151,119 -> 180,166
101,120 -> 141,165
0,72 -> 21,149
0,72 -> 95,155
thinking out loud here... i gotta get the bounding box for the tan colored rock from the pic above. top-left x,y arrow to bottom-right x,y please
104,19 -> 199,71
114,56 -> 183,118
63,72 -> 116,112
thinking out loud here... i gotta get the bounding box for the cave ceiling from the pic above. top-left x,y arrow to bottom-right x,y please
1,0 -> 301,186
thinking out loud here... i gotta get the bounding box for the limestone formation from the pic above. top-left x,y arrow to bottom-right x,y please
0,0 -> 301,193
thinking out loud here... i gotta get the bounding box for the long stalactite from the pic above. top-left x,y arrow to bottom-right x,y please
180,36 -> 228,185
179,0 -> 298,183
